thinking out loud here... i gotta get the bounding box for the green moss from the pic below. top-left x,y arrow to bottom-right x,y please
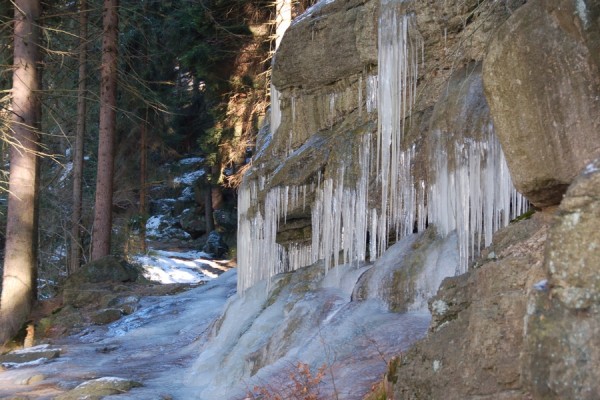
511,208 -> 536,223
266,274 -> 293,307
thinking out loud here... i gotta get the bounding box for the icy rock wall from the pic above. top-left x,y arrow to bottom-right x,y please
189,239 -> 440,399
238,0 -> 527,293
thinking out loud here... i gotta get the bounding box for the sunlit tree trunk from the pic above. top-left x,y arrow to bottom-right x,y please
275,0 -> 292,49
139,108 -> 147,253
69,0 -> 88,273
0,0 -> 41,344
91,0 -> 118,260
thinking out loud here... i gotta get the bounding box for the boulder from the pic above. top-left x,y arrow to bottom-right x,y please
525,158 -> 600,399
64,256 -> 139,288
483,0 -> 600,207
389,214 -> 549,399
0,345 -> 61,367
91,308 -> 123,325
272,0 -> 377,90
202,231 -> 229,258
213,208 -> 237,230
55,377 -> 142,400
179,207 -> 207,237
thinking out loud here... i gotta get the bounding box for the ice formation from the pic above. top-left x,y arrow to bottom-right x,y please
270,85 -> 281,135
238,1 -> 527,293
428,126 -> 528,273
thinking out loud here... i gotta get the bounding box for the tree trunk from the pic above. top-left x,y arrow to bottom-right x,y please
69,0 -> 88,274
204,179 -> 215,233
0,0 -> 41,344
275,0 -> 292,49
91,0 -> 118,260
139,109 -> 147,253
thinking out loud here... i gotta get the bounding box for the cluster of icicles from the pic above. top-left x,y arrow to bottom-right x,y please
237,1 -> 527,293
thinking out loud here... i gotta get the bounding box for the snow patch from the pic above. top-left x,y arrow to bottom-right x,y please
10,344 -> 56,354
174,169 -> 205,185
178,157 -> 204,166
59,162 -> 73,183
178,186 -> 195,201
133,249 -> 227,284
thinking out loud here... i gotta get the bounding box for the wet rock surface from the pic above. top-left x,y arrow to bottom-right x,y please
55,377 -> 142,400
0,271 -> 238,399
0,346 -> 61,368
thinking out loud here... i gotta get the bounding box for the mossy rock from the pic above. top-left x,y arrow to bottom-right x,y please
91,308 -> 123,325
55,377 -> 142,400
64,256 -> 139,289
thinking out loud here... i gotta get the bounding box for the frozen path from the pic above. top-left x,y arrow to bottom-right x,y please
0,256 -> 237,399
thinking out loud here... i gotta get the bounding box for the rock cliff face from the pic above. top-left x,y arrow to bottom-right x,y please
483,0 -> 600,208
238,0 -> 600,398
238,0 -> 528,293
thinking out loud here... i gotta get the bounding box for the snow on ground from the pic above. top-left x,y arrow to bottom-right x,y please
133,249 -> 228,284
0,268 -> 238,400
145,214 -> 191,241
178,157 -> 204,166
174,169 -> 205,185
178,186 -> 195,201
58,162 -> 73,184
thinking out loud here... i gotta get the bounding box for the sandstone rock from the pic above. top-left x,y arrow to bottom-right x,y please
547,158 -> 600,310
55,377 -> 142,400
202,230 -> 229,258
63,288 -> 110,309
179,207 -> 207,237
429,62 -> 490,141
272,0 -> 377,90
483,0 -> 600,207
107,295 -> 140,316
525,158 -> 600,399
0,345 -> 60,367
91,308 -> 123,325
64,256 -> 139,288
389,215 -> 549,399
18,374 -> 45,385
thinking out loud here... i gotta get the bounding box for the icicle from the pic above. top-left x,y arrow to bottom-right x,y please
291,95 -> 296,127
329,93 -> 335,128
270,85 -> 282,135
358,75 -> 363,117
427,127 -> 529,274
366,75 -> 378,114
236,2 -> 528,294
375,3 -> 422,259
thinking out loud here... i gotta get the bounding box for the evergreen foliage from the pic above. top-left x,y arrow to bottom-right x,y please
0,0 -> 280,297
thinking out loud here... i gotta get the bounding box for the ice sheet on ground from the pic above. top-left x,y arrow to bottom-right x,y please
133,250 -> 224,284
0,270 -> 238,399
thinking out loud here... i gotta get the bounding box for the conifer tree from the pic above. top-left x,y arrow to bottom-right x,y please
70,0 -> 88,273
91,0 -> 118,260
0,0 -> 41,344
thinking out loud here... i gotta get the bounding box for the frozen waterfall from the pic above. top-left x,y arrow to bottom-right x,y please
237,0 -> 527,293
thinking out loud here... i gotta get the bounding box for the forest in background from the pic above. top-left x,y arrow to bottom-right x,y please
0,0 -> 315,344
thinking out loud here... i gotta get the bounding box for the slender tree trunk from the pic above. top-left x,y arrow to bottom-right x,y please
139,109 -> 147,253
91,0 -> 118,260
210,163 -> 223,211
0,0 -> 41,344
70,0 -> 88,273
204,184 -> 215,233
